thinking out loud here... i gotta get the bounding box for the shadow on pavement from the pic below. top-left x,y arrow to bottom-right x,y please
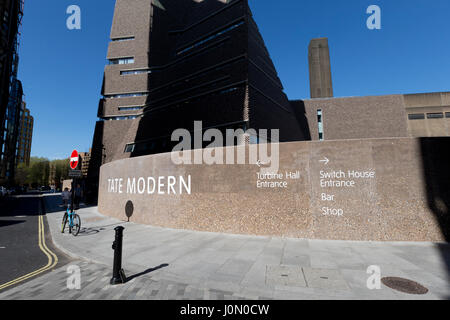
77,227 -> 102,236
0,197 -> 41,217
0,220 -> 25,228
126,264 -> 169,283
77,222 -> 128,237
419,137 -> 450,294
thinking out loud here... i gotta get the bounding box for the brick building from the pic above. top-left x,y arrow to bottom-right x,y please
87,1 -> 449,203
297,92 -> 450,142
88,0 -> 310,190
15,101 -> 33,166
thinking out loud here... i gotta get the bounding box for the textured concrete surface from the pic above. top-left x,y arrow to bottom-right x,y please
302,83 -> 450,141
0,203 -> 448,300
98,138 -> 449,241
303,95 -> 408,141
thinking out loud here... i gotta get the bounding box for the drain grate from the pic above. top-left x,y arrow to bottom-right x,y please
381,277 -> 429,295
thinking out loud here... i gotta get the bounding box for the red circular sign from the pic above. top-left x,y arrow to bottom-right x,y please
70,150 -> 79,170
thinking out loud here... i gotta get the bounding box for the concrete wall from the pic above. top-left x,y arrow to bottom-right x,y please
302,95 -> 408,141
404,92 -> 450,137
98,138 -> 450,242
300,92 -> 450,141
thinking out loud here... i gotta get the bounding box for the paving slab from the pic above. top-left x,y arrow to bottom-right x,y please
302,267 -> 349,290
266,265 -> 307,287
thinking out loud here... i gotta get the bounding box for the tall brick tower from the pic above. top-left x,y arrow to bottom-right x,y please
308,37 -> 333,99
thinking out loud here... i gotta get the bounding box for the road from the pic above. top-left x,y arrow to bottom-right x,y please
0,194 -> 71,292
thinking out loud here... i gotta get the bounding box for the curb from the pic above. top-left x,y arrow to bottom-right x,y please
40,198 -> 111,268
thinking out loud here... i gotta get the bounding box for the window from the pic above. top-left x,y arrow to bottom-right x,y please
408,113 -> 425,120
121,69 -> 151,75
118,106 -> 144,111
124,144 -> 135,153
427,113 -> 444,119
103,115 -> 139,121
177,21 -> 244,55
317,109 -> 324,141
108,57 -> 134,65
104,92 -> 147,99
219,87 -> 238,94
445,112 -> 450,118
112,36 -> 135,42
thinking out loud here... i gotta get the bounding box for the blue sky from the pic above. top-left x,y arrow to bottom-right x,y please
18,0 -> 450,159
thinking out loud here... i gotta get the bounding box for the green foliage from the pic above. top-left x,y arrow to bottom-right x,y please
53,159 -> 70,188
28,157 -> 50,187
15,163 -> 30,186
14,157 -> 70,188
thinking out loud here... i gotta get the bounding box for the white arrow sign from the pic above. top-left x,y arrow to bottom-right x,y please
319,157 -> 330,165
256,160 -> 271,168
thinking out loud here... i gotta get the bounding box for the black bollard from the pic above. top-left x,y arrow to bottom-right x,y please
110,226 -> 126,285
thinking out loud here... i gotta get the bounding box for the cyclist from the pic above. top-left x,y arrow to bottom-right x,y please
61,187 -> 71,210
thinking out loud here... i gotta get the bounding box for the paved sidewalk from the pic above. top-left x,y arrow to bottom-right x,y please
0,204 -> 449,300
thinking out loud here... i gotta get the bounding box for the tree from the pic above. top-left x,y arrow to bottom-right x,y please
51,159 -> 70,189
15,163 -> 30,186
15,157 -> 71,189
28,157 -> 50,188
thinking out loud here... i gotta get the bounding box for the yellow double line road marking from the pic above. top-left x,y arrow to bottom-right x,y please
0,215 -> 59,291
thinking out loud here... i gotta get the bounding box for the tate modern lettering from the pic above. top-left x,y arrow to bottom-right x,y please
107,176 -> 191,195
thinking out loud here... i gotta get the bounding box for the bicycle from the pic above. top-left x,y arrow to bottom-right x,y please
61,206 -> 81,236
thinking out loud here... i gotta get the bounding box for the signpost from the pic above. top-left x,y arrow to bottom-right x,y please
68,170 -> 82,178
70,150 -> 79,170
69,150 -> 81,213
